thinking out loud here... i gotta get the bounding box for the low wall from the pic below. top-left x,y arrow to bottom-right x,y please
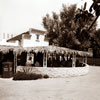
16,65 -> 89,78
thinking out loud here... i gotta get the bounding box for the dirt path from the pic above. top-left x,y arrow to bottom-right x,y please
0,66 -> 100,100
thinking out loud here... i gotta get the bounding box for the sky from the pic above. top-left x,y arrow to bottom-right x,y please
0,0 -> 99,35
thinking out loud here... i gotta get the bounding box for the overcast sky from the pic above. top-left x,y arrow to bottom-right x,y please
0,0 -> 99,35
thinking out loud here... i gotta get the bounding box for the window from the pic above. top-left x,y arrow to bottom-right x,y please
36,34 -> 39,42
37,34 -> 39,40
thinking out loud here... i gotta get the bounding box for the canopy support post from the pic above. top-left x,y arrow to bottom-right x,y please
85,56 -> 87,64
14,52 -> 17,73
43,51 -> 47,68
72,53 -> 76,67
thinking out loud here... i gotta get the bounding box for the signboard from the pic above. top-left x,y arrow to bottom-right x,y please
4,68 -> 8,72
27,53 -> 34,65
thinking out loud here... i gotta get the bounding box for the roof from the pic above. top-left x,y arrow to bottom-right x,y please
0,45 -> 20,54
7,31 -> 29,42
29,28 -> 45,35
7,28 -> 46,42
0,45 -> 93,57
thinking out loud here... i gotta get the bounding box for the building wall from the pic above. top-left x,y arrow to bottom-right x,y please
22,33 -> 49,47
2,28 -> 49,47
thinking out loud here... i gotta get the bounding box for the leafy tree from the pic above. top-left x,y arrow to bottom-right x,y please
91,29 -> 100,57
42,4 -> 97,51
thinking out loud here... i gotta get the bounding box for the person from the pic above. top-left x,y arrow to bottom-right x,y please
35,61 -> 41,67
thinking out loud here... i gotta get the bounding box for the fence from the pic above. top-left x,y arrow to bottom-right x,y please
87,57 -> 100,66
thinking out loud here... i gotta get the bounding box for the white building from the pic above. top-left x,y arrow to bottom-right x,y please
0,33 -> 18,46
7,28 -> 49,47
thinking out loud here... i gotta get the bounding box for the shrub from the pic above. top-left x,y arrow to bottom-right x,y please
29,73 -> 43,80
13,72 -> 27,80
43,74 -> 49,79
13,72 -> 49,80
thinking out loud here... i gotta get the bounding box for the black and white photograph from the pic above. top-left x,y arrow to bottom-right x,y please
0,0 -> 100,100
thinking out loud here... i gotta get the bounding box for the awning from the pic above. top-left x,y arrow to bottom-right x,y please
0,45 -> 93,57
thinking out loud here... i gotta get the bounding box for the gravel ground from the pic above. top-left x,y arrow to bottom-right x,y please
0,66 -> 100,100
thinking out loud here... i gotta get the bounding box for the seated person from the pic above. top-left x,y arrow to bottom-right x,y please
35,61 -> 41,67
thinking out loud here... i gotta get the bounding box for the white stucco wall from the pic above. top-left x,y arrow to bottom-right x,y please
23,34 -> 49,47
16,65 -> 89,78
0,39 -> 19,46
